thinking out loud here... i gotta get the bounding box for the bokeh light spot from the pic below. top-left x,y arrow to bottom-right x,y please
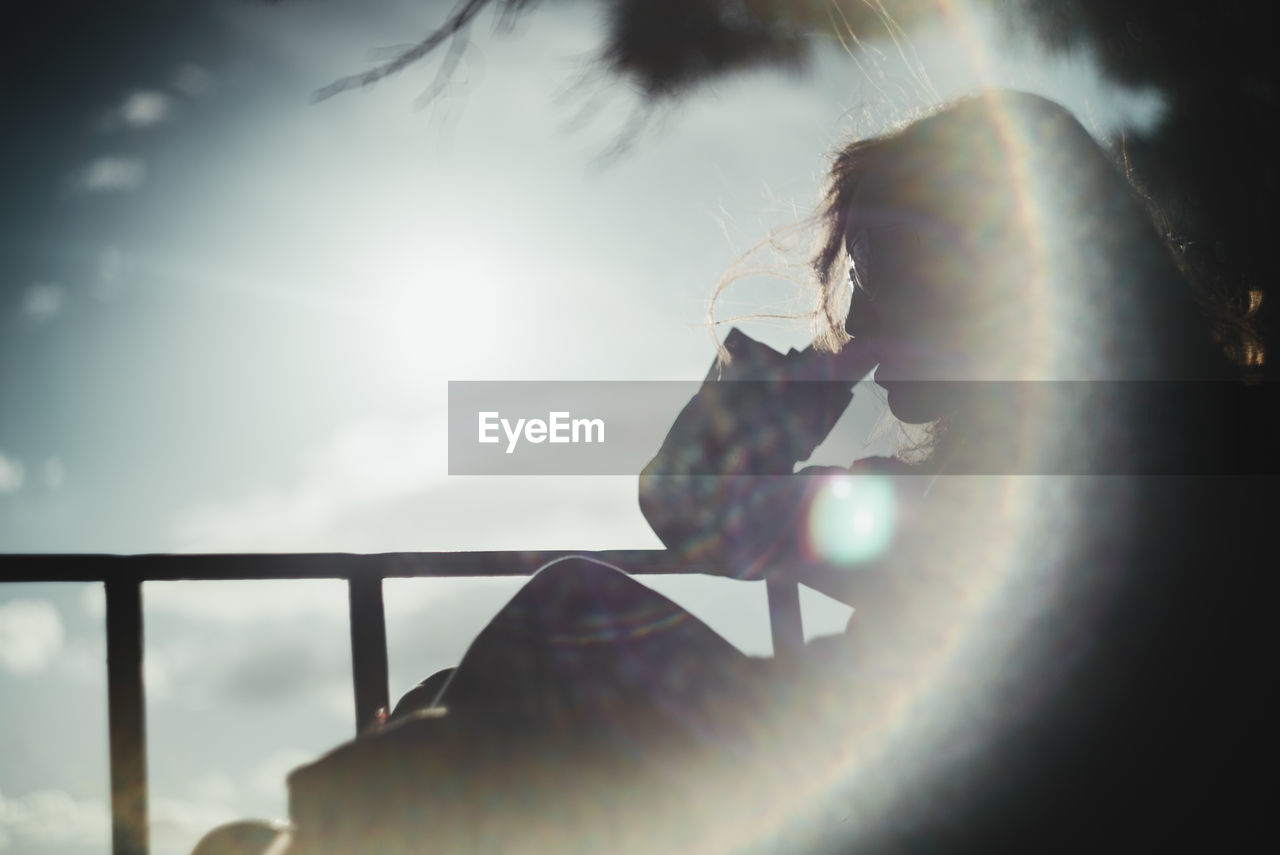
805,475 -> 896,565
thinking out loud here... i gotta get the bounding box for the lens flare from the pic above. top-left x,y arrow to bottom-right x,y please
804,475 -> 896,565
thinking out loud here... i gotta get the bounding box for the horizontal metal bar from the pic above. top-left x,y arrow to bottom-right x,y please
0,550 -> 715,584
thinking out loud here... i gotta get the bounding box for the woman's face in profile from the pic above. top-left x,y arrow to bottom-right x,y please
844,213 -> 980,423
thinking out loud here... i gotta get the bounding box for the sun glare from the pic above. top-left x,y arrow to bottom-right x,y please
804,474 -> 896,565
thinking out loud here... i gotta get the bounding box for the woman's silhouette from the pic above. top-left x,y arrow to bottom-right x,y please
277,91 -> 1270,855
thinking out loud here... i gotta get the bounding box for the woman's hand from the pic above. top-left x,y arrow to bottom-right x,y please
677,328 -> 877,475
638,329 -> 882,577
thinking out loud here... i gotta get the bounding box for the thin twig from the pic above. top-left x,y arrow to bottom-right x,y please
313,0 -> 493,103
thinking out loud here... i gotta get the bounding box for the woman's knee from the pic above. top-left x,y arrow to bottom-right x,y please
520,555 -> 638,599
462,555 -> 654,652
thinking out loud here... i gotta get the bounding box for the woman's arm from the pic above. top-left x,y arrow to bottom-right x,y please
638,329 -> 880,577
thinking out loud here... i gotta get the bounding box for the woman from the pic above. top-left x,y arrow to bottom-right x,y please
276,91 -> 1269,855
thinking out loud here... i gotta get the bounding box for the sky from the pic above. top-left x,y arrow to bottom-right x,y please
0,1 -> 1167,853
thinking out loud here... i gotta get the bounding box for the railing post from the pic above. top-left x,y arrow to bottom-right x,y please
766,578 -> 804,657
348,573 -> 389,733
105,577 -> 148,855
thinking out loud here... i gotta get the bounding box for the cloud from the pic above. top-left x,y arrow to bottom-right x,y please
0,784 -> 268,855
173,63 -> 215,97
22,283 -> 63,321
74,156 -> 147,192
119,90 -> 172,127
144,648 -> 175,702
219,638 -> 343,706
0,789 -> 110,850
0,452 -> 22,494
248,749 -> 315,801
188,773 -> 238,808
133,581 -> 355,712
173,415 -> 446,551
55,636 -> 108,689
169,414 -> 660,555
149,797 -> 240,855
80,584 -> 105,619
0,599 -> 64,675
144,580 -> 350,624
96,89 -> 174,133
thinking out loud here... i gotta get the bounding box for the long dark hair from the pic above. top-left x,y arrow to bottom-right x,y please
809,90 -> 1256,472
814,90 -> 1254,381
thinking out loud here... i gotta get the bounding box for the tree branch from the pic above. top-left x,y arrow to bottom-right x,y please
313,0 -> 502,103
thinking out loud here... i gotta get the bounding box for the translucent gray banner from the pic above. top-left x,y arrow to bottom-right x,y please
447,381 -> 1280,475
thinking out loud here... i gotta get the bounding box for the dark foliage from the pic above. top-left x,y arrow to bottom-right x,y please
599,0 -> 811,98
1001,0 -> 1277,375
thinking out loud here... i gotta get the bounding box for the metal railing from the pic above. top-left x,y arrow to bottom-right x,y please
0,552 -> 804,855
